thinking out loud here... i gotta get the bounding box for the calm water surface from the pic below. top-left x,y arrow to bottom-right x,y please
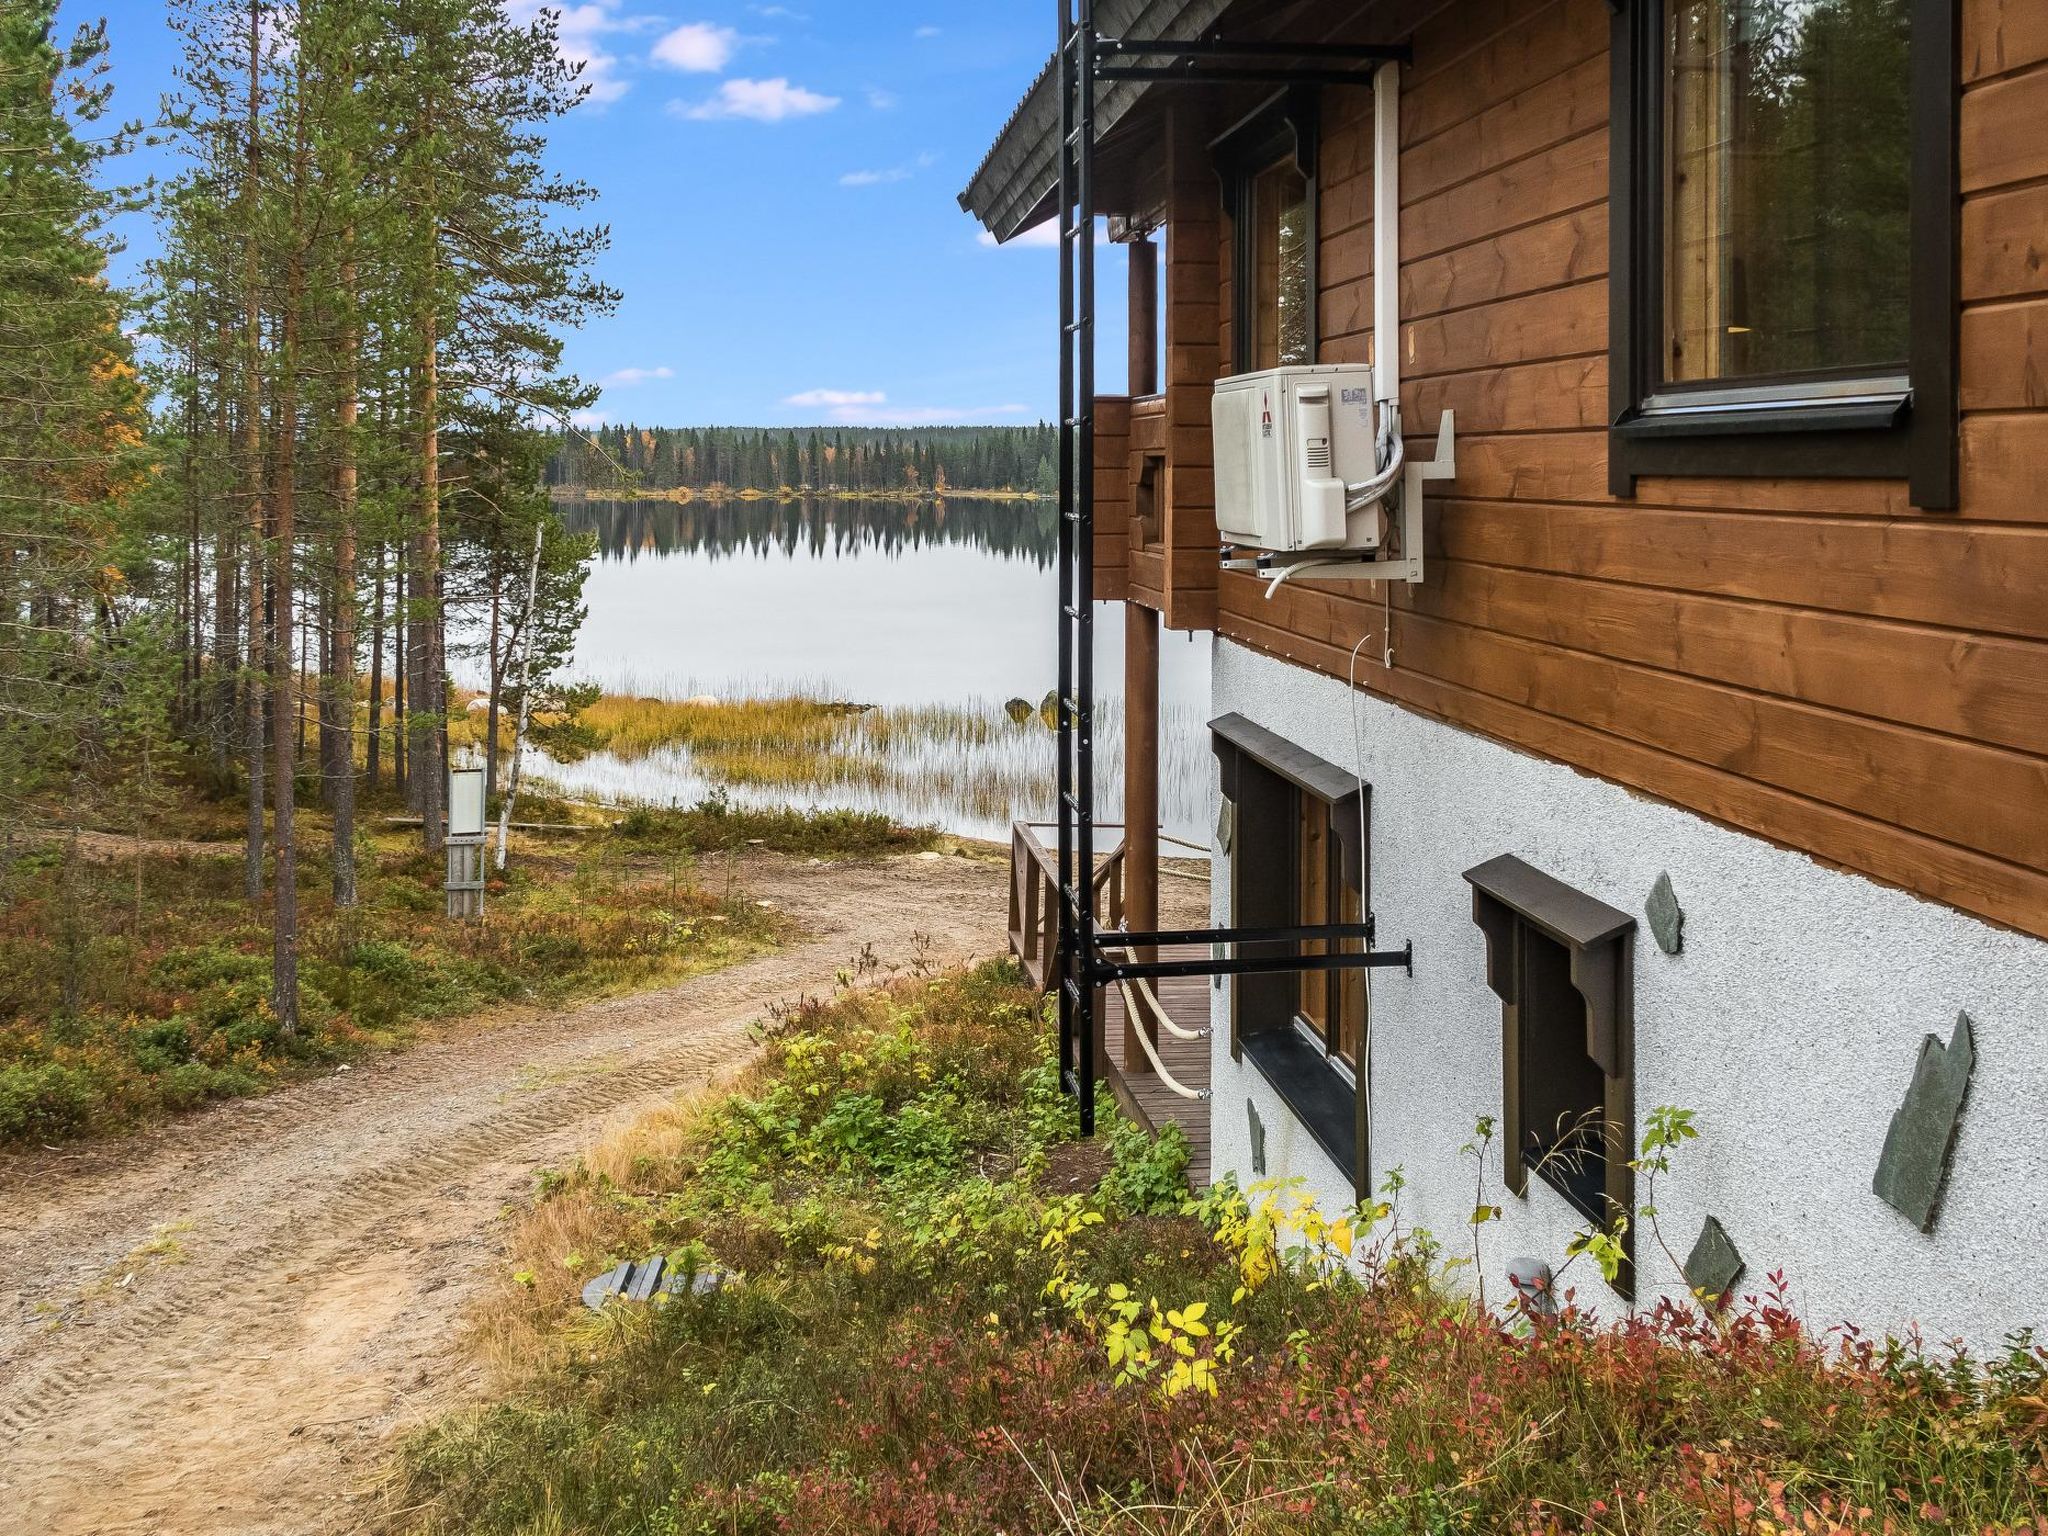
536,497 -> 1213,843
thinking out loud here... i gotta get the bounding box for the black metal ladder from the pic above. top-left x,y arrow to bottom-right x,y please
1049,3 -> 1416,1139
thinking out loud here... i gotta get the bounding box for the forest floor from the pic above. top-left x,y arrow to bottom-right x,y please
0,845 -> 1008,1536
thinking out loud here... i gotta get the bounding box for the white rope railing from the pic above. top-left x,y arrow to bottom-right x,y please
1101,943 -> 1210,1042
1110,974 -> 1212,1102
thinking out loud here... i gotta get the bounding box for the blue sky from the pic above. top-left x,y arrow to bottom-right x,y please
80,0 -> 1134,428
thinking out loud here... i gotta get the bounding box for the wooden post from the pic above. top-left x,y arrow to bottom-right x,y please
1124,599 -> 1160,1073
1128,236 -> 1159,396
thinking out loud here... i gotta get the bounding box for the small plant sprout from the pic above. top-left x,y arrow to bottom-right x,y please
1462,1114 -> 1503,1311
1636,1104 -> 1702,1299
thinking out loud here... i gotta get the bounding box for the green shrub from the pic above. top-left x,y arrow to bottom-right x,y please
1099,1114 -> 1191,1215
0,1061 -> 99,1141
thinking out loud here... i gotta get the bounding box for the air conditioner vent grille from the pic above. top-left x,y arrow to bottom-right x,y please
1306,439 -> 1332,474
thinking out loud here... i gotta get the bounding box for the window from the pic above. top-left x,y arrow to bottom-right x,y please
1294,794 -> 1365,1067
1249,158 -> 1313,371
1213,713 -> 1367,1194
1609,0 -> 1958,506
1466,854 -> 1637,1295
1511,923 -> 1611,1220
1217,91 -> 1319,376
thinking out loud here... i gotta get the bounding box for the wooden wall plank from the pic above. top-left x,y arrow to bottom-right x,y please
1965,0 -> 2048,80
1959,296 -> 2048,410
1962,181 -> 2048,303
1431,496 -> 2048,641
1960,65 -> 2048,194
1216,593 -> 2048,941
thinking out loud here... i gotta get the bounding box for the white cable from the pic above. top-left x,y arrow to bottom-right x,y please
1342,426 -> 1405,511
1348,627 -> 1379,1197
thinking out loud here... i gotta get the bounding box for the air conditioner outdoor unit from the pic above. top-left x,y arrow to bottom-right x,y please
1213,364 -> 1385,554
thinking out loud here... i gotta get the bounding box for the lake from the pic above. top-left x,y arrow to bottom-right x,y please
526,496 -> 1213,844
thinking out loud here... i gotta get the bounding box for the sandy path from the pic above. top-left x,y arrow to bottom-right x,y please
0,849 -> 1008,1536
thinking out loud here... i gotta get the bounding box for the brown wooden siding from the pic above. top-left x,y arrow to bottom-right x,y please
1098,0 -> 2048,941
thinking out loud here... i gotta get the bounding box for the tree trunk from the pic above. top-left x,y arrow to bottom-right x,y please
367,545 -> 384,794
394,553 -> 407,798
331,235 -> 359,906
484,569 -> 502,805
268,55 -> 310,1038
416,288 -> 444,853
495,521 -> 544,872
239,0 -> 265,905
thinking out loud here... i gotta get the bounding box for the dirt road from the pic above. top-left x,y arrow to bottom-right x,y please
0,849 -> 1009,1536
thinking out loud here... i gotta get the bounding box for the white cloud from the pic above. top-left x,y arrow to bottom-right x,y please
509,0 -> 641,107
600,365 -> 675,387
914,25 -> 941,39
569,409 -> 609,429
783,388 -> 887,407
651,21 -> 738,72
866,87 -> 899,110
839,154 -> 931,188
780,389 -> 1029,425
671,77 -> 839,121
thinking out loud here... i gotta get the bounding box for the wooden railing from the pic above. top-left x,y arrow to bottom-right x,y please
1008,820 -> 1127,992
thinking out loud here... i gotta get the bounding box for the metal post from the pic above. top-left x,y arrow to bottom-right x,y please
1075,0 -> 1097,1134
1054,0 -> 1100,1133
1055,0 -> 1077,1113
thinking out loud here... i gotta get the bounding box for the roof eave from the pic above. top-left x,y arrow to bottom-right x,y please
957,0 -> 1234,243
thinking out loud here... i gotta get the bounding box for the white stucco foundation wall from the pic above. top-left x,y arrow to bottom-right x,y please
1206,636 -> 2048,1355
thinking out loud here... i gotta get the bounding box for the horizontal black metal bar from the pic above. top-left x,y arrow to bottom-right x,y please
1093,943 -> 1413,982
1096,64 -> 1386,85
1107,922 -> 1375,949
1097,37 -> 1411,63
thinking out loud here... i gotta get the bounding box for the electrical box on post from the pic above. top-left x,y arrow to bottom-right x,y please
1212,364 -> 1382,554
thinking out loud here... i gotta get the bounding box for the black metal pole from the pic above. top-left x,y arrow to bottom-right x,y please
1054,0 -> 1076,1109
1095,943 -> 1414,983
1075,0 -> 1098,1136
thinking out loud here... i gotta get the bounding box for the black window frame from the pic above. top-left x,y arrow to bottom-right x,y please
1466,854 -> 1637,1298
1214,88 -> 1321,376
1607,0 -> 1960,508
1212,713 -> 1368,1197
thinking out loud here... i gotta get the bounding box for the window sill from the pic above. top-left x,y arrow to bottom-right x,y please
1609,397 -> 1913,489
1241,1027 -> 1355,1185
1617,391 -> 1908,440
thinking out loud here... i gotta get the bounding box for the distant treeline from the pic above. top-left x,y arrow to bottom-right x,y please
561,495 -> 1059,569
546,423 -> 1061,496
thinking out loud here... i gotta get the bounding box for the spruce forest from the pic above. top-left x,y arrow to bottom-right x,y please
545,421 -> 1063,496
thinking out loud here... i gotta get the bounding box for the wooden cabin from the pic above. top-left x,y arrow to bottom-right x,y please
965,0 -> 2048,1347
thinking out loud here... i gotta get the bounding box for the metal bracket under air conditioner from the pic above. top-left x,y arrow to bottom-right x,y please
1221,409 -> 1455,590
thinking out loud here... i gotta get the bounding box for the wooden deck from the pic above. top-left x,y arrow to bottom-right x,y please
1099,946 -> 1213,1188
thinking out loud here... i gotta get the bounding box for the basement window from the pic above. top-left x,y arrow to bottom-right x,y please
1213,713 -> 1368,1195
1465,854 -> 1637,1295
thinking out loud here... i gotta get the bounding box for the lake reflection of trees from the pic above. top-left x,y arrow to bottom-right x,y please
562,496 -> 1060,569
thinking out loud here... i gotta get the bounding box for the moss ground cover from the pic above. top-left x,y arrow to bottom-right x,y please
393,963 -> 2047,1536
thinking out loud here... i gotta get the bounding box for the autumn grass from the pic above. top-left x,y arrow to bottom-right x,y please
391,964 -> 2047,1536
538,689 -> 1084,828
0,774 -> 784,1148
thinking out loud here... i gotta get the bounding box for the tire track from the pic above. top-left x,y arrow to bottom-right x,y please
0,850 -> 1006,1535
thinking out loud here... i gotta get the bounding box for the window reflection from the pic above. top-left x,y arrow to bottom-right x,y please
1663,0 -> 1911,385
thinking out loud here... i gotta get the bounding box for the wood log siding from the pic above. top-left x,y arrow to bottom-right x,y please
1069,0 -> 2048,940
